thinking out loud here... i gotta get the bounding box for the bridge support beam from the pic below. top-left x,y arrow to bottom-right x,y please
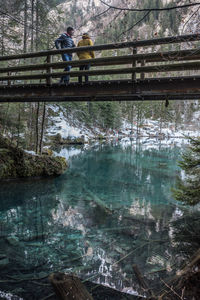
0,76 -> 199,102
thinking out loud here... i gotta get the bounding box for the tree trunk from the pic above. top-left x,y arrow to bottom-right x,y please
136,103 -> 140,136
1,14 -> 5,56
39,102 -> 46,154
17,104 -> 21,147
159,102 -> 164,135
35,0 -> 39,51
130,103 -> 134,135
23,0 -> 28,53
35,102 -> 40,154
31,0 -> 35,52
2,103 -> 10,136
28,103 -> 34,149
49,272 -> 93,300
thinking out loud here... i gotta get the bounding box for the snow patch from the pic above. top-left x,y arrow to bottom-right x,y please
46,105 -> 200,152
0,290 -> 23,300
24,150 -> 36,155
54,147 -> 82,161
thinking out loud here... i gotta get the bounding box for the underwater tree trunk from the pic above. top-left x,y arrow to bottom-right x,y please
49,272 -> 93,300
85,188 -> 112,214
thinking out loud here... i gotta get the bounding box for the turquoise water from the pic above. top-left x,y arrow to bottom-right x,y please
0,141 -> 189,298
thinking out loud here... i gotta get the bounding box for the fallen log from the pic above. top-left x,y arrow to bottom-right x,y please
133,264 -> 155,299
85,188 -> 113,214
49,272 -> 93,300
84,280 -> 145,299
157,248 -> 200,299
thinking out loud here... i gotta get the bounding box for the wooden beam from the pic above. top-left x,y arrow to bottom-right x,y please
0,33 -> 199,61
1,93 -> 199,103
0,77 -> 199,102
0,49 -> 199,74
0,61 -> 200,81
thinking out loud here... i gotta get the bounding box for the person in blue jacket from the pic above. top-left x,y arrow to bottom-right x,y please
55,26 -> 75,84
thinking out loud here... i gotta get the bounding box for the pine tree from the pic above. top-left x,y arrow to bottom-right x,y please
173,137 -> 200,206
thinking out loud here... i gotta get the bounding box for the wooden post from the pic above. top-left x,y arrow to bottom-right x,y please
49,272 -> 94,300
141,60 -> 145,80
132,47 -> 137,81
46,55 -> 52,86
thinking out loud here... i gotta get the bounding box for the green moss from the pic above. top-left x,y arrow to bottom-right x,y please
97,134 -> 106,140
0,136 -> 67,180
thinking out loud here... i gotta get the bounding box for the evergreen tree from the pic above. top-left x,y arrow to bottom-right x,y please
173,137 -> 200,206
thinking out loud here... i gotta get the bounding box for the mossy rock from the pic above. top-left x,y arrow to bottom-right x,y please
0,136 -> 67,179
42,148 -> 53,156
97,134 -> 106,140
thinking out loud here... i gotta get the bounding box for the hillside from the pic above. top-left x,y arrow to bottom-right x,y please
51,0 -> 200,46
1,1 -> 199,52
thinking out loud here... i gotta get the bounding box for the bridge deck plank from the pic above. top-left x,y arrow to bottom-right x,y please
0,77 -> 199,102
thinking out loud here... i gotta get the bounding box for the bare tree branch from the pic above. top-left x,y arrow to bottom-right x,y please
93,7 -> 111,18
118,11 -> 151,39
100,0 -> 200,12
181,6 -> 200,33
161,279 -> 184,300
106,10 -> 123,30
0,9 -> 55,36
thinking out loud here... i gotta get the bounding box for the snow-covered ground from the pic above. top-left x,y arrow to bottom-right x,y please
48,104 -> 102,142
47,104 -> 199,147
45,104 -> 200,161
54,146 -> 83,161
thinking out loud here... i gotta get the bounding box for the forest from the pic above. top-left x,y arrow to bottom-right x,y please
0,0 -> 200,300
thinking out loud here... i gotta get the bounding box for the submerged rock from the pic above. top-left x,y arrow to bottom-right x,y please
0,257 -> 9,269
0,136 -> 67,179
6,236 -> 20,246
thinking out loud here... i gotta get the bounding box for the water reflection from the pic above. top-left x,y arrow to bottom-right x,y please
0,141 -> 192,298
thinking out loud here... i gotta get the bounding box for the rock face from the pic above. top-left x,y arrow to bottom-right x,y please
0,136 -> 67,179
50,0 -> 137,44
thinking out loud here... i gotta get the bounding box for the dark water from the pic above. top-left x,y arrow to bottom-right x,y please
0,140 -> 194,298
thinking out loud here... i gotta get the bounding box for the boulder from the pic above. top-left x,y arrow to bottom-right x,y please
0,136 -> 67,179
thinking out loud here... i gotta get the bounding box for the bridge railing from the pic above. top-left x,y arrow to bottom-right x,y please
0,33 -> 200,85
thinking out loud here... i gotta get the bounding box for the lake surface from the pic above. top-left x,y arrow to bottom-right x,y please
0,140 -> 193,298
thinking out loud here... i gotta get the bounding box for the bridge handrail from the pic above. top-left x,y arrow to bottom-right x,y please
0,49 -> 200,73
0,33 -> 199,61
1,61 -> 200,82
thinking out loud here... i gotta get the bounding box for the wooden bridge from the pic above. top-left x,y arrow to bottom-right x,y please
0,33 -> 200,102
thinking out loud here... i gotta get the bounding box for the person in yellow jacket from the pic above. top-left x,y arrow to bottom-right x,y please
77,33 -> 95,83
